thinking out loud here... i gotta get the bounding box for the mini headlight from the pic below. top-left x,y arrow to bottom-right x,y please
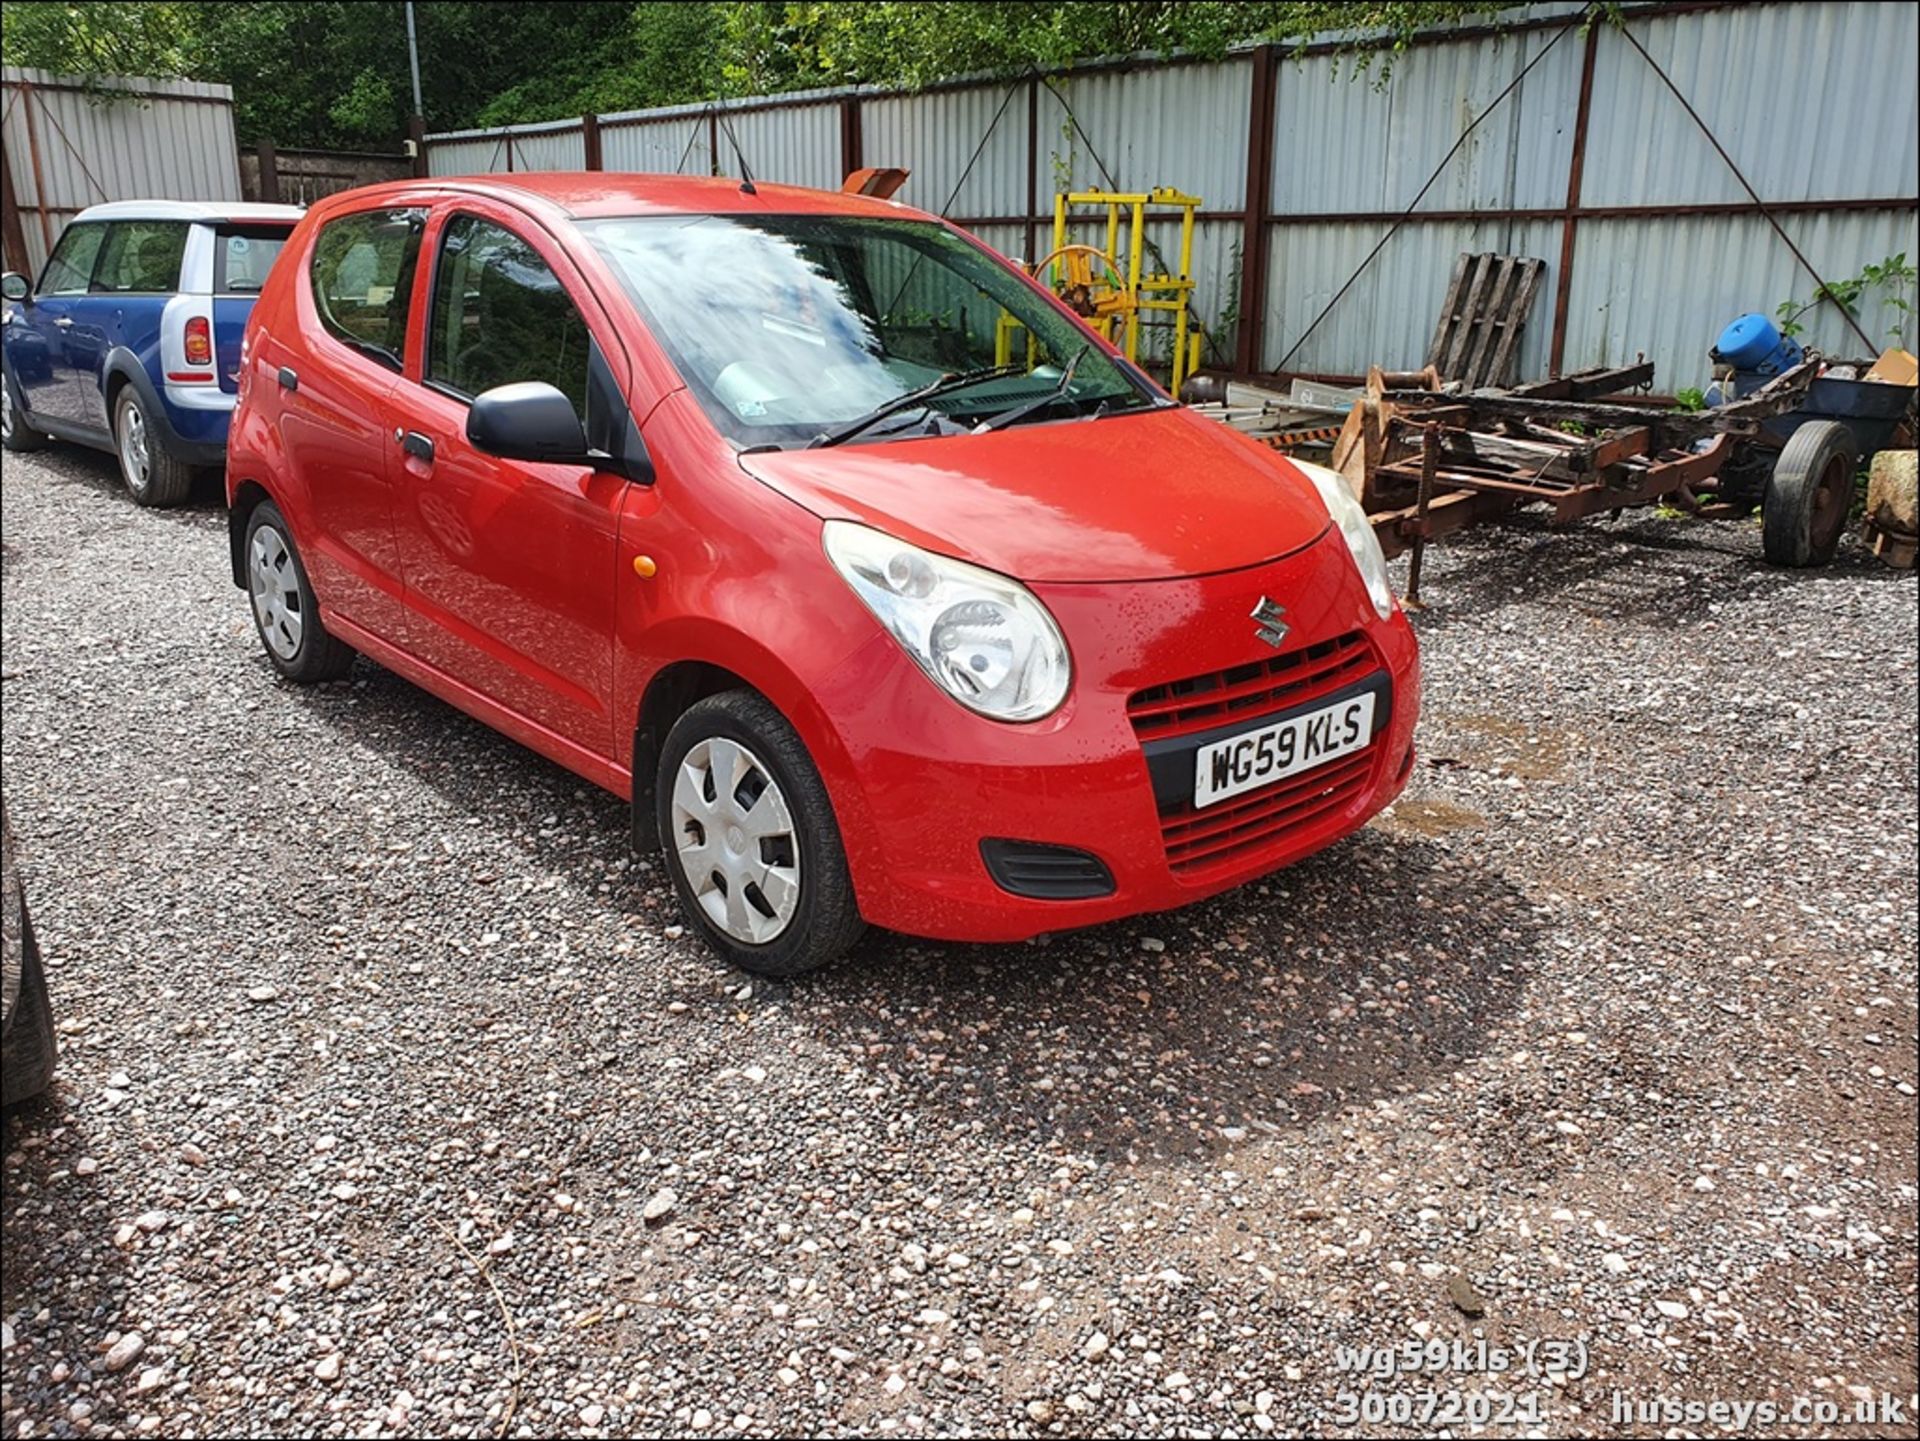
1294,460 -> 1396,619
822,521 -> 1071,722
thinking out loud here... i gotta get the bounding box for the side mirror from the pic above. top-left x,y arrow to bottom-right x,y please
1,273 -> 28,302
467,382 -> 591,465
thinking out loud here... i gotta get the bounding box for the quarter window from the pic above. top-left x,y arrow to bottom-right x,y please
37,223 -> 107,296
310,208 -> 426,371
92,221 -> 189,293
427,214 -> 591,421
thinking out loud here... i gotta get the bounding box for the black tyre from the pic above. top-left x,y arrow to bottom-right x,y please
655,690 -> 864,976
2,908 -> 57,1107
1,372 -> 49,453
243,501 -> 355,682
114,388 -> 194,507
1763,420 -> 1856,568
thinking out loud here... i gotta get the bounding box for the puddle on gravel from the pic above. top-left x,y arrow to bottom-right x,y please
1379,798 -> 1488,837
1430,713 -> 1573,779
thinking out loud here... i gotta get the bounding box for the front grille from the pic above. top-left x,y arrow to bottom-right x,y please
1158,747 -> 1376,875
1126,631 -> 1374,742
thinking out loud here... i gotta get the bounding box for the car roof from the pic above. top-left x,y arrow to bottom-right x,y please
73,200 -> 306,226
314,172 -> 925,224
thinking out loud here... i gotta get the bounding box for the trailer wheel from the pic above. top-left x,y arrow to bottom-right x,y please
1763,420 -> 1856,567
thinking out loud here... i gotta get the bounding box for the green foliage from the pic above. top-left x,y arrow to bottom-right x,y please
1673,386 -> 1706,412
1775,252 -> 1917,349
3,0 -> 1520,145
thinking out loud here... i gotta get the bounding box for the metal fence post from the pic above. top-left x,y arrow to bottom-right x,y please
582,112 -> 603,171
1235,44 -> 1278,375
839,97 -> 862,183
408,115 -> 428,178
1548,20 -> 1600,377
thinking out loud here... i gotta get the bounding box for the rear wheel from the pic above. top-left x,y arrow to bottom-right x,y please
656,691 -> 864,976
1,374 -> 49,453
244,501 -> 354,681
1763,420 -> 1856,567
115,388 -> 193,507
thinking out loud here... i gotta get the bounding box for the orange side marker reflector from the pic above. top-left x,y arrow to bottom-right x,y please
632,555 -> 657,578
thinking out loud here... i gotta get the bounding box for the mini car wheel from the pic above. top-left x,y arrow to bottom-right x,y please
1762,420 -> 1856,568
114,388 -> 193,507
244,500 -> 354,681
1,374 -> 48,453
656,691 -> 864,977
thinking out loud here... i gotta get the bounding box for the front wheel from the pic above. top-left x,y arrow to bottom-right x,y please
114,389 -> 193,507
655,691 -> 864,976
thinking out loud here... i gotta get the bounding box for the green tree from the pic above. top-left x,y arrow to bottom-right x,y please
2,1 -> 1526,142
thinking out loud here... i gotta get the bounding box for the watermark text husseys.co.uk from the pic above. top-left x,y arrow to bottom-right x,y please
1611,1391 -> 1909,1431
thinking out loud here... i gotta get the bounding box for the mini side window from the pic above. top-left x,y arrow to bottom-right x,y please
309,208 -> 426,371
37,223 -> 107,296
427,213 -> 591,421
92,222 -> 190,294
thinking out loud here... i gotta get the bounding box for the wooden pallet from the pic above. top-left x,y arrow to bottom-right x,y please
1424,252 -> 1547,389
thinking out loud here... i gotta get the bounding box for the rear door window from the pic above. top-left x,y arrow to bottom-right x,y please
310,207 -> 426,372
92,221 -> 190,293
216,227 -> 293,294
426,213 -> 591,421
37,222 -> 107,296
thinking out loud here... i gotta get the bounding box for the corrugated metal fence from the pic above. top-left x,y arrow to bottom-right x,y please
1,67 -> 242,275
423,0 -> 1918,392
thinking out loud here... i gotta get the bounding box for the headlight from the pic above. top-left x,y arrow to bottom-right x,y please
1294,460 -> 1396,619
822,520 -> 1071,722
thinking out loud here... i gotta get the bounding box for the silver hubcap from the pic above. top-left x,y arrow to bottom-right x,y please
671,737 -> 801,944
2,385 -> 13,441
119,401 -> 150,490
248,525 -> 304,660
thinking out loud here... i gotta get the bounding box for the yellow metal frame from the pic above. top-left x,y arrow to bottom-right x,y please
1049,186 -> 1202,394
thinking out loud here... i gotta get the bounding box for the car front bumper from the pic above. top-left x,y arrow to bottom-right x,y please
811,529 -> 1421,942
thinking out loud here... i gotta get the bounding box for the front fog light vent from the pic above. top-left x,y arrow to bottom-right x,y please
980,840 -> 1115,900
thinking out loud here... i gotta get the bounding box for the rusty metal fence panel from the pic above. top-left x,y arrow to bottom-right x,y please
2,67 -> 241,275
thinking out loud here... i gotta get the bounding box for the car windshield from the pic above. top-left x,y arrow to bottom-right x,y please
582,214 -> 1154,447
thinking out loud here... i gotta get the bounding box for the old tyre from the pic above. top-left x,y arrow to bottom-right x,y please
115,388 -> 193,507
1763,420 -> 1856,568
656,690 -> 864,977
2,908 -> 56,1107
1,373 -> 49,453
244,501 -> 355,681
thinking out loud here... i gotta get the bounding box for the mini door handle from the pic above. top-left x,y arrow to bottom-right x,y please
53,317 -> 73,329
276,366 -> 298,391
401,431 -> 435,464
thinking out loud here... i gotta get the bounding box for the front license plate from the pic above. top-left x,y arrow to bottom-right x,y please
1193,692 -> 1376,809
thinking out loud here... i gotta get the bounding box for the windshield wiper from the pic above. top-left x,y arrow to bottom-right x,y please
808,364 -> 1023,449
971,344 -> 1089,434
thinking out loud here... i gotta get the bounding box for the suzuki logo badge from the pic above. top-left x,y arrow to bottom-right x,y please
1250,597 -> 1290,648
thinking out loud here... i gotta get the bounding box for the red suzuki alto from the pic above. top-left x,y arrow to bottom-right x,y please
227,174 -> 1419,975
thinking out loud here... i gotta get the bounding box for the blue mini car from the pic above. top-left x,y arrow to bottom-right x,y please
2,200 -> 304,505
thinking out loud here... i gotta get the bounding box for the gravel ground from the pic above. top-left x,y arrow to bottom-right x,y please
2,441 -> 1915,1440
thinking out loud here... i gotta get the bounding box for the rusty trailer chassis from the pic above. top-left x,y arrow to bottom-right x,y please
1355,361 -> 1824,580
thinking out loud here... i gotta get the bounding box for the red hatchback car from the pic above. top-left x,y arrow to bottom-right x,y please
226,174 -> 1419,974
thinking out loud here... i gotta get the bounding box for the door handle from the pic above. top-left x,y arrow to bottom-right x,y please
401,431 -> 435,464
53,317 -> 73,329
276,366 -> 298,391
